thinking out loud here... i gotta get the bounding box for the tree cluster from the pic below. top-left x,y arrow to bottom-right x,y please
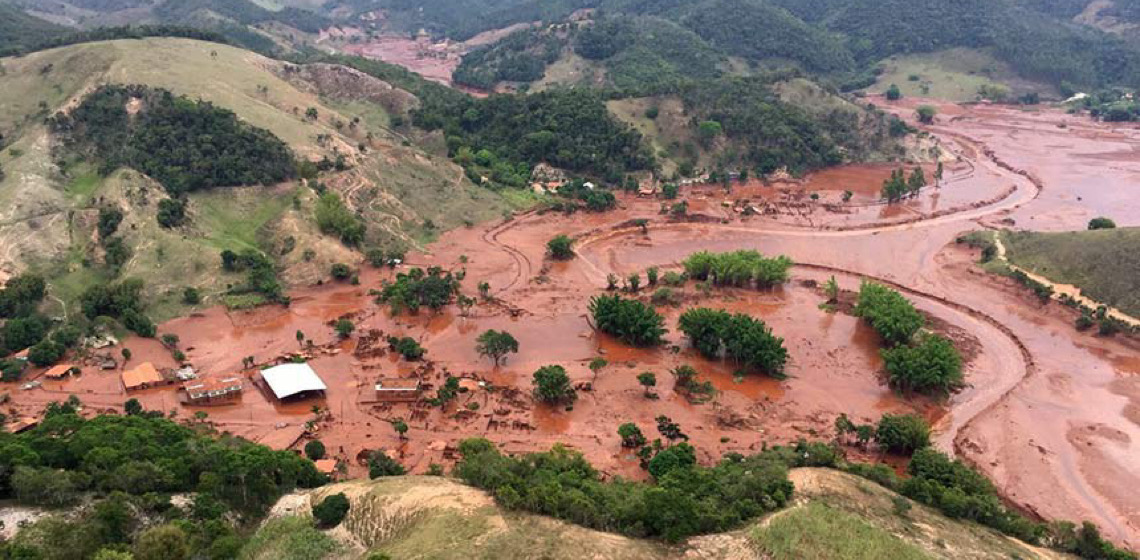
377,267 -> 461,315
50,85 -> 295,196
682,250 -> 792,288
452,437 -> 794,543
677,308 -> 788,378
881,167 -> 926,203
588,294 -> 667,347
853,282 -> 924,346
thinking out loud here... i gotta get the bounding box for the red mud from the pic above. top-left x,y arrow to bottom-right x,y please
4,100 -> 1140,547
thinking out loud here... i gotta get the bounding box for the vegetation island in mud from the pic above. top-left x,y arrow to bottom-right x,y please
2,1 -> 1140,558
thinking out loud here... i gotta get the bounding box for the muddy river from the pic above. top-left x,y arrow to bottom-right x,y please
3,100 -> 1139,547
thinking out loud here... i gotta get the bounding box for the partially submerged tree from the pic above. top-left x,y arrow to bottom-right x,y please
476,329 -> 519,366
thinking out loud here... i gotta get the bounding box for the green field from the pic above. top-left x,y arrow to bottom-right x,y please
867,48 -> 1052,102
1003,228 -> 1140,317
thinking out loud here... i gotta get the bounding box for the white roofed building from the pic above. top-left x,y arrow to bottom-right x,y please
260,363 -> 328,401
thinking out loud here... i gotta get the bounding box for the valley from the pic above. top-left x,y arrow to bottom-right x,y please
2,1 -> 1140,557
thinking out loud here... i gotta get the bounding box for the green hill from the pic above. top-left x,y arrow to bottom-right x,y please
1002,228 -> 1140,317
262,469 -> 1071,560
0,37 -> 516,320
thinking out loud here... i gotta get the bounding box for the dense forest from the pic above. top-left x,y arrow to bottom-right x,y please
50,85 -> 296,195
414,87 -> 655,184
0,400 -> 325,558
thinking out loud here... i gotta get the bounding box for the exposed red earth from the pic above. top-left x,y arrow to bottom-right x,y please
4,99 -> 1140,547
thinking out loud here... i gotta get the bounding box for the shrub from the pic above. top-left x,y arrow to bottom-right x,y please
334,319 -> 354,338
874,414 -> 931,455
312,493 -> 350,528
387,336 -> 425,360
547,235 -> 574,260
533,365 -> 576,404
368,452 -> 406,478
330,263 -> 352,280
181,287 -> 201,305
588,294 -> 667,346
647,442 -> 696,479
1087,217 -> 1116,230
882,333 -> 963,395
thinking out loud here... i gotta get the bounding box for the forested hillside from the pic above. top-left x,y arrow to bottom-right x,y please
362,0 -> 1140,90
0,2 -> 70,55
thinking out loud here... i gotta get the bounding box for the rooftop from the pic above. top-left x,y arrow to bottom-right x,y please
375,378 -> 421,391
122,362 -> 164,389
261,363 -> 327,399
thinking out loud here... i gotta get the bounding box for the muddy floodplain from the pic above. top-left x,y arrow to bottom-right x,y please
4,101 -> 1140,547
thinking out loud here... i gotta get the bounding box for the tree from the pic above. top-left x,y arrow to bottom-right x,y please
296,329 -> 305,347
369,452 -> 406,478
475,329 -> 519,366
886,83 -> 902,101
393,419 -> 408,440
618,423 -> 646,448
388,336 -> 426,360
156,198 -> 187,228
457,294 -> 476,317
627,273 -> 641,293
916,105 -> 937,124
305,440 -> 326,461
312,492 -> 350,528
646,267 -> 659,286
533,365 -> 576,404
875,414 -> 931,455
334,318 -> 354,338
547,235 -> 574,260
478,281 -> 491,300
305,107 -> 319,120
637,371 -> 657,397
134,524 -> 189,560
882,333 -> 963,395
697,120 -> 723,145
647,442 -> 696,478
121,347 -> 132,363
124,398 -> 143,416
28,340 -> 65,367
661,183 -> 679,199
1088,217 -> 1116,230
655,415 -> 687,442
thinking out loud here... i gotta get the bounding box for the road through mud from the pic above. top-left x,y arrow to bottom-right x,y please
4,101 -> 1139,546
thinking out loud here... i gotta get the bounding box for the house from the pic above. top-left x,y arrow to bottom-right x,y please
43,364 -> 80,380
374,378 -> 422,402
122,362 -> 167,391
260,363 -> 327,402
183,376 -> 243,405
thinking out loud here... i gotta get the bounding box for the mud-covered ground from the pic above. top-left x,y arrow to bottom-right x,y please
3,100 -> 1140,547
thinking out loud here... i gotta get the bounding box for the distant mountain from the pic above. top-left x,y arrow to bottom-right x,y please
0,2 -> 70,55
342,0 -> 1140,89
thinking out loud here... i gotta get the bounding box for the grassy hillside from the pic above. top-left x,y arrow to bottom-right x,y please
268,469 -> 1069,559
0,37 -> 515,319
1002,228 -> 1140,317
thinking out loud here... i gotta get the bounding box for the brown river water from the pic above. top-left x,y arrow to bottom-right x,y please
3,99 -> 1139,547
